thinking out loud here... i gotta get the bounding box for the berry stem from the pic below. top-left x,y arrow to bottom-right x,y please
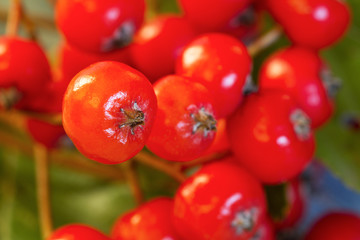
21,6 -> 37,41
248,26 -> 283,56
134,151 -> 187,183
4,109 -> 62,125
34,143 -> 53,239
0,129 -> 126,182
120,160 -> 144,205
147,0 -> 160,18
46,0 -> 56,6
22,111 -> 63,125
179,150 -> 231,169
5,0 -> 22,36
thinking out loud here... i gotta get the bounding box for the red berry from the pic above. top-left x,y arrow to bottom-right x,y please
266,0 -> 351,50
227,91 -> 315,184
305,212 -> 360,240
201,118 -> 230,156
250,217 -> 275,240
25,69 -> 70,113
0,36 -> 51,109
27,118 -> 66,149
173,159 -> 267,240
112,197 -> 180,240
131,15 -> 197,82
62,61 -> 157,164
259,47 -> 336,128
272,178 -> 305,229
176,33 -> 251,118
55,0 -> 145,53
48,224 -> 111,240
58,41 -> 131,79
178,0 -> 253,31
146,75 -> 217,161
221,5 -> 262,43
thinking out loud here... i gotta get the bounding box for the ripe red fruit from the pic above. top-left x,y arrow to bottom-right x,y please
176,33 -> 251,118
251,217 -> 275,240
146,75 -> 217,161
0,36 -> 51,109
173,159 -> 267,240
55,0 -> 145,53
201,118 -> 230,156
259,47 -> 336,128
305,212 -> 360,240
25,69 -> 70,113
272,178 -> 305,229
48,224 -> 111,240
112,197 -> 180,240
227,91 -> 315,184
266,0 -> 351,50
58,41 -> 131,79
27,119 -> 66,149
178,0 -> 253,31
131,15 -> 197,82
221,5 -> 263,43
62,61 -> 157,164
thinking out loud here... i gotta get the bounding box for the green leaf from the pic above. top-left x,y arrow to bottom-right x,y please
314,0 -> 360,192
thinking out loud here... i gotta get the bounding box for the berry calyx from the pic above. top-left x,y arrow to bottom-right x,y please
321,68 -> 341,98
119,101 -> 145,135
191,107 -> 217,137
290,109 -> 311,140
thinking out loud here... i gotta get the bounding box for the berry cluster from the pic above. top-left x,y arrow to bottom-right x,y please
0,0 -> 358,239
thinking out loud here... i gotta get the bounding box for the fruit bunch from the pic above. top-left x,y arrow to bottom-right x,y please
0,0 -> 359,239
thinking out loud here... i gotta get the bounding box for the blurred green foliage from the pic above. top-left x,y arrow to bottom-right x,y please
0,0 -> 359,239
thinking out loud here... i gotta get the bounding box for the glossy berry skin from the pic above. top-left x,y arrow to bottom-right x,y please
227,91 -> 315,184
266,0 -> 350,50
305,212 -> 360,240
55,0 -> 145,53
146,75 -> 217,161
173,159 -> 267,240
58,41 -> 131,79
63,61 -> 157,164
0,36 -> 51,109
273,178 -> 305,230
131,15 -> 197,82
112,197 -> 180,240
259,47 -> 334,128
178,0 -> 253,31
48,224 -> 111,240
176,33 -> 251,118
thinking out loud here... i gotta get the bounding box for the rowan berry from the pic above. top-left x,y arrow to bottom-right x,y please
63,61 -> 157,164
